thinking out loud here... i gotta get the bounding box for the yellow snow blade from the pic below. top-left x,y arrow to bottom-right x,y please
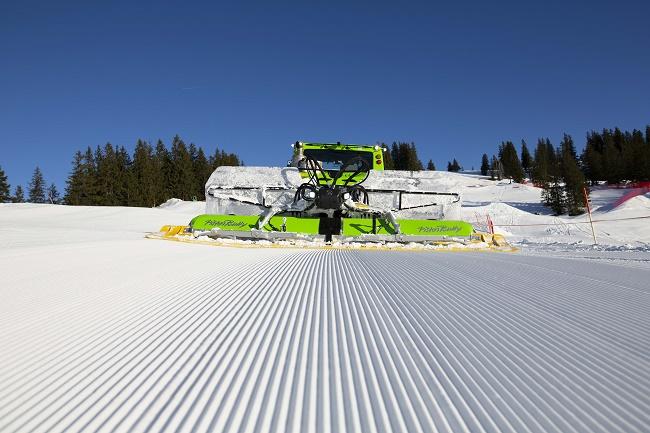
159,225 -> 190,237
475,232 -> 494,244
491,233 -> 508,247
472,232 -> 514,249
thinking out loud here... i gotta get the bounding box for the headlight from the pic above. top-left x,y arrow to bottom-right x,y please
342,192 -> 351,200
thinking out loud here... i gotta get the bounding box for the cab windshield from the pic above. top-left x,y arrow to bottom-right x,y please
302,149 -> 373,172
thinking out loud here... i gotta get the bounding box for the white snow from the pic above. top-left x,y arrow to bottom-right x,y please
203,167 -> 650,247
1,172 -> 649,433
204,167 -> 463,220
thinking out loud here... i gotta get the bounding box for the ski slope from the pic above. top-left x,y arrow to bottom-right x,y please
1,176 -> 649,433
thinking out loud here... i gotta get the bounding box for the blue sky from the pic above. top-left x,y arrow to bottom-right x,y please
1,0 -> 649,191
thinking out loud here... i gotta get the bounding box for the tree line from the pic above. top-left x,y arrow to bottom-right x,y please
581,127 -> 650,184
65,135 -> 241,206
0,135 -> 241,206
478,125 -> 650,215
0,165 -> 60,204
4,128 -> 648,215
379,142 -> 464,173
380,142 -> 425,171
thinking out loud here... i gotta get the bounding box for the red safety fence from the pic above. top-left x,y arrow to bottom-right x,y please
489,214 -> 650,227
611,185 -> 650,209
606,181 -> 650,189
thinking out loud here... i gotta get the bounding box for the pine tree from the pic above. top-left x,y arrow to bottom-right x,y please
537,141 -> 552,201
95,143 -> 131,206
0,165 -> 10,202
497,142 -> 505,161
64,151 -> 84,205
155,140 -> 173,204
406,143 -> 424,170
80,147 -> 99,205
532,138 -> 551,186
188,143 -> 198,166
116,146 -> 132,205
13,185 -> 25,203
489,155 -> 502,180
480,154 -> 489,176
602,130 -> 623,183
146,141 -> 165,206
542,139 -> 566,215
130,139 -> 159,206
47,183 -> 60,204
447,159 -> 460,172
390,143 -> 399,169
219,148 -> 241,167
397,143 -> 410,170
624,130 -> 646,181
581,132 -> 603,184
541,145 -> 565,214
96,144 -> 114,205
388,142 -> 423,170
499,141 -> 524,182
395,142 -> 408,170
520,140 -> 533,178
28,167 -> 47,203
209,146 -> 241,169
170,136 -> 196,200
193,147 -> 211,199
559,134 -> 587,215
94,145 -> 108,204
563,134 -> 578,161
426,159 -> 436,170
546,178 -> 565,215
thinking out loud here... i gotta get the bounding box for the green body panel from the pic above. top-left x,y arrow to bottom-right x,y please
342,218 -> 474,237
190,214 -> 321,234
342,218 -> 395,235
293,142 -> 384,186
190,214 -> 474,238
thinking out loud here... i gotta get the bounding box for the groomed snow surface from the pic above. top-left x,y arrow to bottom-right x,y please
1,174 -> 649,433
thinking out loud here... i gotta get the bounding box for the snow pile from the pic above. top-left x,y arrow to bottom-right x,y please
205,166 -> 303,189
157,197 -> 184,208
157,198 -> 205,213
203,166 -> 463,220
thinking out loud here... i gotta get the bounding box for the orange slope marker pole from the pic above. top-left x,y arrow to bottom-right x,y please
583,186 -> 597,245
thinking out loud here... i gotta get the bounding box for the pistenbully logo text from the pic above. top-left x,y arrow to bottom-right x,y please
417,225 -> 462,233
205,219 -> 247,228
